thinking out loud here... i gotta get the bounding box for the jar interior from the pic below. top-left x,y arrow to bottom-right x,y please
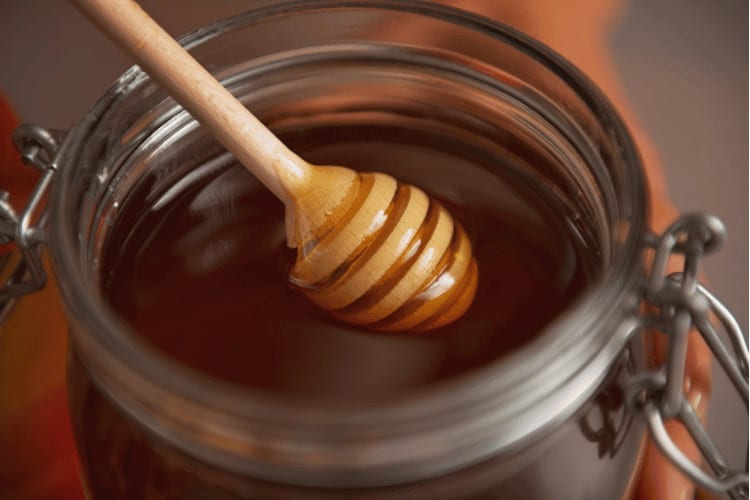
89,43 -> 607,405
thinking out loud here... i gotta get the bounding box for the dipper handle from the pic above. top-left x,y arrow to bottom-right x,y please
70,0 -> 308,203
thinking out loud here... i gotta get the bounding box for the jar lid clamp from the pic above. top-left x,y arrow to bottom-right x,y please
0,124 -> 63,320
627,214 -> 749,497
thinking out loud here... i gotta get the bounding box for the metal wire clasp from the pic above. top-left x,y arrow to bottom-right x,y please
0,125 -> 64,318
626,214 -> 749,498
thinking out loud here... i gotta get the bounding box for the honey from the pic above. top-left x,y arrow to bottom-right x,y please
98,123 -> 592,406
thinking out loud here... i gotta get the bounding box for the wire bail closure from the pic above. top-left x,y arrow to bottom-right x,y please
627,214 -> 749,498
0,125 -> 63,319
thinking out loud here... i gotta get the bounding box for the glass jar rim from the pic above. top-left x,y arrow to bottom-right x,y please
50,0 -> 648,486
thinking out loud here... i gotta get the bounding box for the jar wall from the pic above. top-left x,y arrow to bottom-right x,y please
68,340 -> 647,500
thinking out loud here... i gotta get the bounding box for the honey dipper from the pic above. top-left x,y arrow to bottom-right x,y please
71,0 -> 478,331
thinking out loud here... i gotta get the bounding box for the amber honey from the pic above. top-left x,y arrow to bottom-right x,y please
70,122 -> 598,497
98,123 -> 591,406
59,108 -> 654,500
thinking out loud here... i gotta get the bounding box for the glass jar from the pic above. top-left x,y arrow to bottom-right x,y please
2,1 -> 746,499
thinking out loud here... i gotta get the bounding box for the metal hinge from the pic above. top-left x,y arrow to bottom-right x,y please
626,214 -> 749,498
0,125 -> 64,319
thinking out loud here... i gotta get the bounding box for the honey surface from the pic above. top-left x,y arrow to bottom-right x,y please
102,125 -> 591,405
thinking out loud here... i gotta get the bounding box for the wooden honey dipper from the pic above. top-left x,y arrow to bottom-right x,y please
72,0 -> 478,332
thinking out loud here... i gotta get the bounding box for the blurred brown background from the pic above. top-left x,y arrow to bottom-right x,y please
1,0 -> 747,479
610,0 -> 748,473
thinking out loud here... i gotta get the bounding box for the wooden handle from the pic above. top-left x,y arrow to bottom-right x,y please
69,0 -> 308,204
